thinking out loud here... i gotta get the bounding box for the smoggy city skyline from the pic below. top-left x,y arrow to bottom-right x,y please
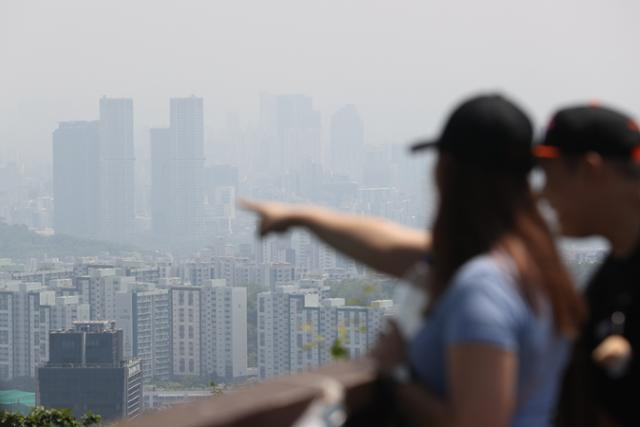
2,0 -> 640,164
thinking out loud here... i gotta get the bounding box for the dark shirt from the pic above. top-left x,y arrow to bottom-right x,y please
583,241 -> 640,426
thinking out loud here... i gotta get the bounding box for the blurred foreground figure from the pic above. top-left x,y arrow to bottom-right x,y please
243,94 -> 585,427
535,105 -> 640,427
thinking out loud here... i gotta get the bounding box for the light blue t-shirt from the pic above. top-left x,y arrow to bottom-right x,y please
408,254 -> 569,427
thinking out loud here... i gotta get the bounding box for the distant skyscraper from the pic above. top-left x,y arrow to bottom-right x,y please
150,96 -> 205,245
38,321 -> 143,421
259,94 -> 322,176
171,96 -> 205,241
98,97 -> 135,242
150,127 -> 175,238
52,121 -> 100,238
329,105 -> 364,182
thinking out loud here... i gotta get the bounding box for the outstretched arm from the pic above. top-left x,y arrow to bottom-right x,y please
239,199 -> 430,278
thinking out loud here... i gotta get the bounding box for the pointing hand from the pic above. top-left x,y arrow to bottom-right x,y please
237,198 -> 298,238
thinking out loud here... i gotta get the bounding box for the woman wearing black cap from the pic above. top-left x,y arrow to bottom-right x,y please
242,94 -> 585,426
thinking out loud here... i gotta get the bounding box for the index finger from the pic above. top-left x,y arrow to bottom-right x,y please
237,198 -> 261,212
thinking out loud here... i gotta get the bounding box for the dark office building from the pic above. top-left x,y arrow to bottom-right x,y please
38,321 -> 143,422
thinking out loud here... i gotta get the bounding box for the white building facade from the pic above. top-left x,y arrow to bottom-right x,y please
0,283 -> 50,380
257,285 -> 392,379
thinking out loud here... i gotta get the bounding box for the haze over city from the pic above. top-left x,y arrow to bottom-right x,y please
2,0 -> 640,166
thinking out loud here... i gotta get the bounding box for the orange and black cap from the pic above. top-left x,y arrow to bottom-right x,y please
411,93 -> 534,173
535,104 -> 640,163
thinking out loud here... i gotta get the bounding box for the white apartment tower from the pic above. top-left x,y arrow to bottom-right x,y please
0,283 -> 50,380
170,286 -> 201,376
257,286 -> 392,379
170,280 -> 247,380
134,289 -> 171,380
114,286 -> 172,380
76,267 -> 134,320
199,280 -> 247,379
48,295 -> 90,330
257,287 -> 320,378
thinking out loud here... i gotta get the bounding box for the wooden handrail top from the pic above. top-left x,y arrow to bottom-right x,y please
115,358 -> 377,427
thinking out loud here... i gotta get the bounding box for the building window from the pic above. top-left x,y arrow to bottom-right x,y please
179,325 -> 184,339
188,326 -> 194,339
188,359 -> 194,372
179,359 -> 185,372
188,292 -> 194,306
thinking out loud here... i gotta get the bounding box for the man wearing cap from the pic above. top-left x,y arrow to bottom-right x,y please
534,105 -> 640,427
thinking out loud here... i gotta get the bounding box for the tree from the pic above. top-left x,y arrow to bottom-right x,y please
330,324 -> 349,360
326,278 -> 395,307
0,407 -> 101,427
208,381 -> 224,396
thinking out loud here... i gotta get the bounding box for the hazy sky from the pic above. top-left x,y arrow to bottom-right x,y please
2,0 -> 640,164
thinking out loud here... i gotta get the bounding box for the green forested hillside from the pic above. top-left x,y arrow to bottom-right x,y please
0,223 -> 138,259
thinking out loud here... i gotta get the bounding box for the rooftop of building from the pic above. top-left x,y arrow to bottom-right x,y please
50,320 -> 119,334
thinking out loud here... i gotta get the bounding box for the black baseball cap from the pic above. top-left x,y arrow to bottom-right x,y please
411,93 -> 534,172
534,104 -> 640,163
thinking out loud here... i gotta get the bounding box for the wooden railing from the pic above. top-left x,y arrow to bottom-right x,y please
115,359 -> 378,427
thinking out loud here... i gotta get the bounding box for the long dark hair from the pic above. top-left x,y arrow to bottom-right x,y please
430,153 -> 585,337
